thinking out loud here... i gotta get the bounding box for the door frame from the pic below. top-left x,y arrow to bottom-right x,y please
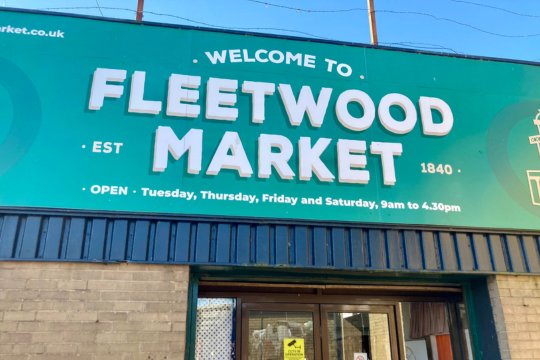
241,302 -> 401,360
198,281 -> 466,360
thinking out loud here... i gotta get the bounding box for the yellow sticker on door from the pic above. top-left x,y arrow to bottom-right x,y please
283,338 -> 305,360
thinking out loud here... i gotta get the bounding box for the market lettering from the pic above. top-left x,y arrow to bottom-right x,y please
152,126 -> 402,186
88,68 -> 454,136
88,67 -> 455,186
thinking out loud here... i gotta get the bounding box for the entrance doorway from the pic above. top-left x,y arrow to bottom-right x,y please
243,303 -> 399,360
195,282 -> 472,360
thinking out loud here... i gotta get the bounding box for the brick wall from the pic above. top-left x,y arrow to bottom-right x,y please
0,261 -> 189,360
488,275 -> 540,360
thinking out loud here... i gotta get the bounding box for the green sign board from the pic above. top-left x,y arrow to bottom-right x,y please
1,10 -> 540,230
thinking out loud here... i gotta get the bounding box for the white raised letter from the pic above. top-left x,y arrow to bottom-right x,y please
258,134 -> 295,180
128,71 -> 162,114
378,93 -> 417,134
419,96 -> 454,136
167,74 -> 201,118
206,78 -> 238,121
370,142 -> 402,186
278,84 -> 332,128
207,131 -> 253,177
89,68 -> 126,110
204,50 -> 227,64
242,81 -> 276,124
336,89 -> 376,131
299,137 -> 335,182
337,139 -> 369,184
153,126 -> 202,174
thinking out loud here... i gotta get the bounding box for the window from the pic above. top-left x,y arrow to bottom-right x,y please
194,282 -> 472,360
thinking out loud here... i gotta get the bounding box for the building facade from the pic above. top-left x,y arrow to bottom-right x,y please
0,8 -> 540,360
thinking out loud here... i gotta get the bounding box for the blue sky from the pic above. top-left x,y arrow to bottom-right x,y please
3,0 -> 540,62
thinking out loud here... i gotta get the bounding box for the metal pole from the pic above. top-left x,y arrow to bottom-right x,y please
367,0 -> 378,45
136,0 -> 145,22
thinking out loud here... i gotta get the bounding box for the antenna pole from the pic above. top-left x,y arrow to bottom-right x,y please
367,0 -> 379,45
136,0 -> 145,22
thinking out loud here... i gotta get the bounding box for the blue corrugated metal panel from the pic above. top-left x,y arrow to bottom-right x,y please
88,219 -> 107,261
236,224 -> 251,265
294,226 -> 309,267
66,218 -> 85,260
0,216 -> 19,258
132,220 -> 150,261
216,224 -> 231,264
255,225 -> 270,265
421,231 -> 439,270
368,229 -> 386,270
439,232 -> 458,271
174,222 -> 191,263
313,227 -> 328,267
42,217 -> 64,259
522,236 -> 540,273
153,222 -> 168,262
386,230 -> 402,270
404,230 -> 422,270
0,212 -> 539,274
19,216 -> 41,259
109,219 -> 128,261
350,228 -> 366,269
275,225 -> 289,265
472,234 -> 491,272
456,233 -> 474,271
489,234 -> 507,272
506,235 -> 526,273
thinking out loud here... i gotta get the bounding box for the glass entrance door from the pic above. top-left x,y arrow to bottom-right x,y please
321,305 -> 399,360
242,303 -> 399,360
242,303 -> 322,360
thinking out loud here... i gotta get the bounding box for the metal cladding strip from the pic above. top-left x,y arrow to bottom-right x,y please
0,213 -> 539,274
